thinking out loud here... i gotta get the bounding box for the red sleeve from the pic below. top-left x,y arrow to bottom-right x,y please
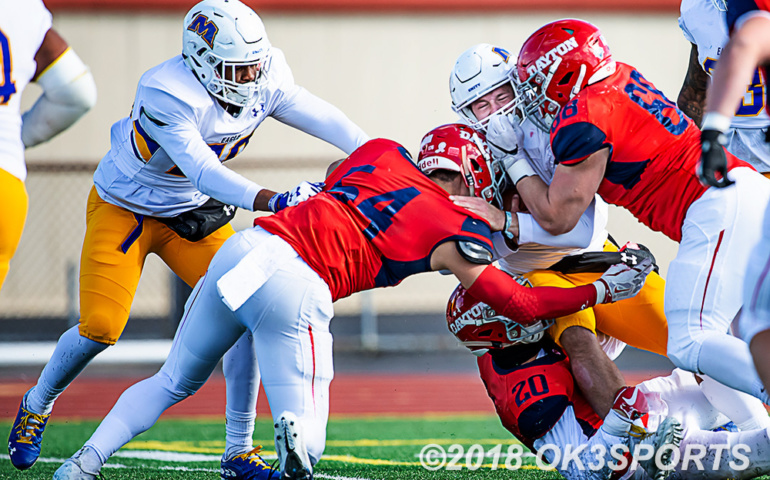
467,265 -> 597,325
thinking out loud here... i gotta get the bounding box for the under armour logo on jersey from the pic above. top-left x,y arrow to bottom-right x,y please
252,103 -> 265,117
620,252 -> 638,265
223,205 -> 235,216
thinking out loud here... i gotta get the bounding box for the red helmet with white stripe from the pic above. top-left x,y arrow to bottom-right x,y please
446,278 -> 554,357
417,123 -> 506,208
516,19 -> 615,132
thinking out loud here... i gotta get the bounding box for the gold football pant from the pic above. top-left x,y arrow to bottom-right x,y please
78,186 -> 235,344
524,241 -> 668,356
0,168 -> 28,290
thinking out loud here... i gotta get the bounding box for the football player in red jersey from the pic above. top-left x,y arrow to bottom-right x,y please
699,0 -> 770,393
52,133 -> 652,480
491,19 -> 770,408
448,284 -> 770,480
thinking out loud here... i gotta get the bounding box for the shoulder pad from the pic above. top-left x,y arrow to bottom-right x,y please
456,240 -> 493,265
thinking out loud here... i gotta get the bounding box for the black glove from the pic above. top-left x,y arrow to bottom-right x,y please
698,129 -> 734,188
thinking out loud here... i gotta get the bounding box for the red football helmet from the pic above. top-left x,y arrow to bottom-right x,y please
516,19 -> 616,132
446,277 -> 554,357
417,123 -> 507,208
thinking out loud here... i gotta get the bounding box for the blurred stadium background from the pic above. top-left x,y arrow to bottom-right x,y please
0,0 -> 684,370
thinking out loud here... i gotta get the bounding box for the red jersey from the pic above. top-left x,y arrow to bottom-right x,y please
550,62 -> 751,242
727,0 -> 770,116
477,344 -> 602,450
255,139 -> 494,301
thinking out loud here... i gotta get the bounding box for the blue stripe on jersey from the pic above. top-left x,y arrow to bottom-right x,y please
727,0 -> 762,29
604,158 -> 651,190
460,217 -> 493,243
373,255 -> 432,288
551,122 -> 609,165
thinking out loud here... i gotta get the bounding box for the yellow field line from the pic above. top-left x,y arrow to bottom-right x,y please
124,437 -> 521,453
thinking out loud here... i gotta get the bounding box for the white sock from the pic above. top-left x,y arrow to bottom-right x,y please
223,332 -> 259,460
699,375 -> 770,431
27,326 -> 108,414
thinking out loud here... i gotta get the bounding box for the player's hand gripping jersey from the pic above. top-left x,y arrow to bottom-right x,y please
550,63 -> 752,241
477,343 -> 602,450
256,139 -> 495,301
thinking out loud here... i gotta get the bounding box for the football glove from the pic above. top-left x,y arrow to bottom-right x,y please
698,128 -> 734,188
593,257 -> 653,304
268,181 -> 324,213
486,113 -> 535,185
619,241 -> 659,274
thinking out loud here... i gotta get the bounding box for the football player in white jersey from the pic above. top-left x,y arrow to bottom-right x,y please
445,44 -> 770,433
7,0 -> 368,478
0,0 -> 96,290
677,0 -> 770,174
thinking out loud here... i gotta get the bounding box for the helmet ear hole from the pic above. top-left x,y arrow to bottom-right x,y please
557,71 -> 574,86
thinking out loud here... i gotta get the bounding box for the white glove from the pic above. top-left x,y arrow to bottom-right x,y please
593,257 -> 654,304
268,181 -> 324,213
486,112 -> 536,185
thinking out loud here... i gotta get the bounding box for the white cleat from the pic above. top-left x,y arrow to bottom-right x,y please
53,447 -> 103,480
638,416 -> 684,480
274,411 -> 312,480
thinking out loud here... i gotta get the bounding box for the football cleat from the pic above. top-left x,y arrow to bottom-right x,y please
221,446 -> 277,480
8,388 -> 50,470
53,447 -> 103,480
636,416 -> 684,480
274,411 -> 312,480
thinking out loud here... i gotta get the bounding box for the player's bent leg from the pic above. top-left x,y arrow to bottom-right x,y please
0,169 -> 27,290
240,254 -> 334,476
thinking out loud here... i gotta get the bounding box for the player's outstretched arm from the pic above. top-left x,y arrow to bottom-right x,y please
21,28 -> 97,148
432,242 -> 653,326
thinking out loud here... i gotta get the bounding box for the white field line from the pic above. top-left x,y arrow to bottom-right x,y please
0,453 -> 375,480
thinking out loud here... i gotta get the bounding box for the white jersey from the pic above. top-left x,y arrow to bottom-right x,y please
95,49 -> 368,217
495,119 -> 609,275
0,0 -> 51,181
679,0 -> 770,130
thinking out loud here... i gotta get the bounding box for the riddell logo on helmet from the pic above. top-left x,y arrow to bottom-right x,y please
526,37 -> 579,76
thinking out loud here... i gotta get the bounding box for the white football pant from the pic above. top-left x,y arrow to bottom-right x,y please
665,167 -> 770,402
83,227 -> 334,465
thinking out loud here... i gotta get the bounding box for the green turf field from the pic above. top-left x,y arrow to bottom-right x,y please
1,414 -> 564,479
3,414 -> 769,480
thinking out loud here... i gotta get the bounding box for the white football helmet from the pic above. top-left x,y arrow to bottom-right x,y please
182,0 -> 271,112
449,44 -> 519,132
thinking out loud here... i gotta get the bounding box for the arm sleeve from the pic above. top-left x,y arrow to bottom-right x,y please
551,121 -> 609,166
467,264 -> 597,326
139,92 -> 263,211
21,48 -> 97,147
271,86 -> 370,155
516,201 -> 594,248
